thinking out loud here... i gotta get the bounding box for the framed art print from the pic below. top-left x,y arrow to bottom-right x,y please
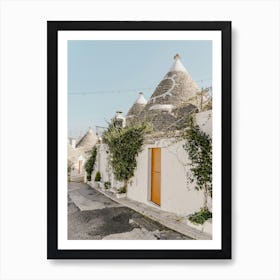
47,21 -> 231,259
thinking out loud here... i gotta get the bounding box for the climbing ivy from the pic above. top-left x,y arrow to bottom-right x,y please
102,123 -> 151,191
84,146 -> 97,181
183,116 -> 212,210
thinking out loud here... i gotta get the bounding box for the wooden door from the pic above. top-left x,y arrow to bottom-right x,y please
78,160 -> 82,174
151,148 -> 161,205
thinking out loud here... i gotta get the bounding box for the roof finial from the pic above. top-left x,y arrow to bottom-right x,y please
174,53 -> 181,60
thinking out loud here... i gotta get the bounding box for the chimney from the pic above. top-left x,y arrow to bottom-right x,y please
115,111 -> 123,118
114,111 -> 126,128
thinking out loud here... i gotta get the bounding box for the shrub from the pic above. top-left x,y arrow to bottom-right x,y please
104,181 -> 111,189
94,171 -> 101,182
189,208 -> 212,225
102,123 -> 151,189
84,146 -> 97,181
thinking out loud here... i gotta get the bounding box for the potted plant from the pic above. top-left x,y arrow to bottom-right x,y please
116,185 -> 127,199
104,181 -> 111,191
94,171 -> 102,187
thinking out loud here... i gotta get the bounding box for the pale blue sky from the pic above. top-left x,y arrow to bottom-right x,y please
68,40 -> 212,138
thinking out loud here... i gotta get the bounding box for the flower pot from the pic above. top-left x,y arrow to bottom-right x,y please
116,193 -> 127,199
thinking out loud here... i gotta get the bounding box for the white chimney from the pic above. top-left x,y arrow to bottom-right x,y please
136,92 -> 147,105
115,111 -> 126,128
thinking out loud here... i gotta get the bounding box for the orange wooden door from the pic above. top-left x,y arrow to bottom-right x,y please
78,160 -> 82,174
151,148 -> 161,205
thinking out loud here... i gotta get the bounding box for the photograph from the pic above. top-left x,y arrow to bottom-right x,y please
47,21 -> 231,259
67,41 -> 213,241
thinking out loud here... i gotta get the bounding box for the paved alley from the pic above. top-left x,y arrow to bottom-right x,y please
68,182 -> 192,240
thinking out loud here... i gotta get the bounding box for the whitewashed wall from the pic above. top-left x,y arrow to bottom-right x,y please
94,144 -> 110,182
128,139 -> 205,215
161,140 -> 205,215
126,148 -> 150,203
196,110 -> 212,136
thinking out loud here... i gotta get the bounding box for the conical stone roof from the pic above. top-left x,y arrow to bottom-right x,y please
126,92 -> 147,117
140,54 -> 199,131
76,127 -> 98,148
145,54 -> 199,111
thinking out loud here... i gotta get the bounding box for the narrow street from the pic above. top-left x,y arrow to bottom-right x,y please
68,182 -> 192,240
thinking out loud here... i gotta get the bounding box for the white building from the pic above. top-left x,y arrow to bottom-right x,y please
68,127 -> 98,181
92,54 -> 212,217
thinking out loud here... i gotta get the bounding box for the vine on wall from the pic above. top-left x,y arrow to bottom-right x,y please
102,123 -> 151,192
183,116 -> 212,210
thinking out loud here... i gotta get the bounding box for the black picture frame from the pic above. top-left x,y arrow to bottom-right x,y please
47,21 -> 231,259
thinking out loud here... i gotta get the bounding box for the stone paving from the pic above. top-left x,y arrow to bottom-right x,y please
89,182 -> 212,240
68,182 -> 192,240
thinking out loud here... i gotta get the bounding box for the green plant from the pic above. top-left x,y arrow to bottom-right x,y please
189,208 -> 212,225
94,171 -> 101,182
84,146 -> 97,181
102,123 -> 151,190
104,181 -> 111,189
183,115 -> 212,209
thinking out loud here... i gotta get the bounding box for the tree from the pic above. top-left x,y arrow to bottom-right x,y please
183,117 -> 212,209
